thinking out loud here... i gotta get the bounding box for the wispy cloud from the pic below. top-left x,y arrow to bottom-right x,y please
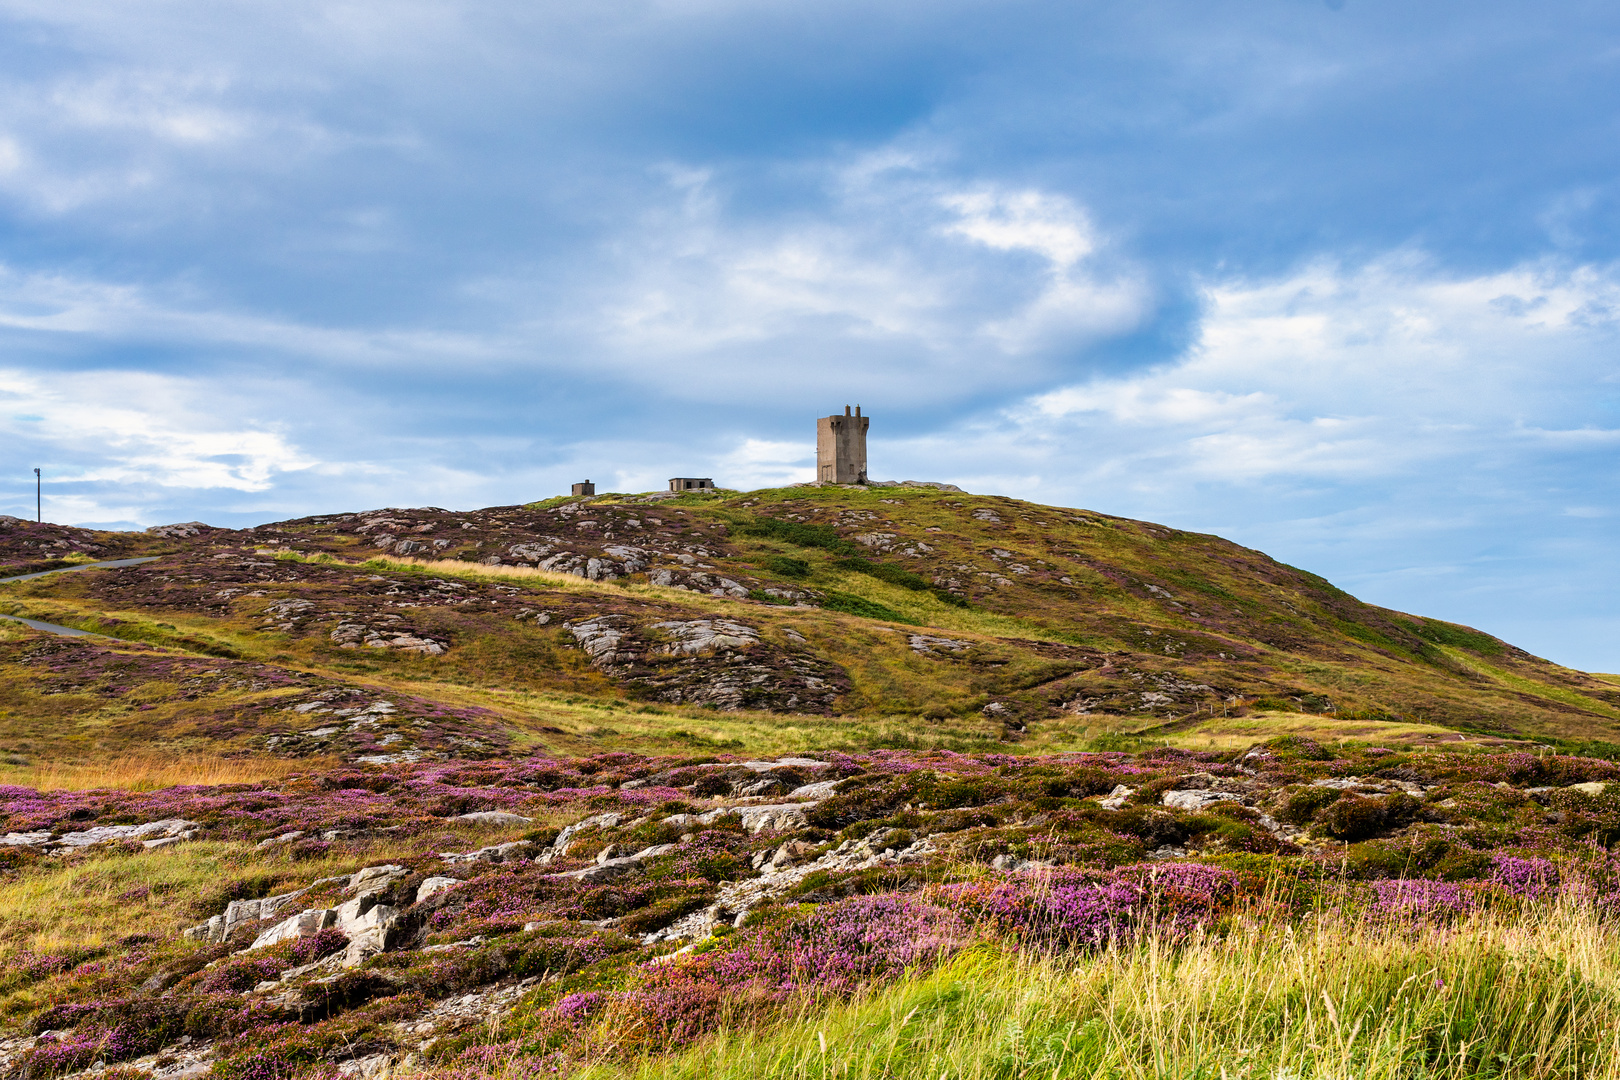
593,159 -> 1148,403
0,368 -> 315,492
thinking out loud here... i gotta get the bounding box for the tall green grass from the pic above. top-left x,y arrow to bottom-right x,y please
556,902 -> 1620,1080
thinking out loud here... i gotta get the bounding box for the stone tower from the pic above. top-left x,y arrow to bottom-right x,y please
816,405 -> 869,484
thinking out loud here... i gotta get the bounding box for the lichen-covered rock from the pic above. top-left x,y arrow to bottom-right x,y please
251,907 -> 340,950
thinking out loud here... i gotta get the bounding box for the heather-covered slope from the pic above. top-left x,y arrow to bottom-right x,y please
1,484 -> 1615,774
6,490 -> 1620,1080
3,741 -> 1620,1080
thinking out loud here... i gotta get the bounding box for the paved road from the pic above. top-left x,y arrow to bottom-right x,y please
0,556 -> 159,585
0,556 -> 160,637
0,612 -> 99,636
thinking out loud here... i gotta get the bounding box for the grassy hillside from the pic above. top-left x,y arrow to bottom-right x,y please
6,489 -> 1620,1080
0,484 -> 1613,779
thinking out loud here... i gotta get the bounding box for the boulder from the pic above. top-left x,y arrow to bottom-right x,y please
415,877 -> 462,904
337,902 -> 400,967
250,908 -> 339,950
1099,785 -> 1134,810
1161,790 -> 1243,812
442,840 -> 533,865
786,780 -> 841,800
547,843 -> 675,883
184,888 -> 309,943
348,865 -> 409,894
49,818 -> 201,850
145,522 -> 209,538
453,811 -> 532,826
697,803 -> 809,834
548,812 -> 622,858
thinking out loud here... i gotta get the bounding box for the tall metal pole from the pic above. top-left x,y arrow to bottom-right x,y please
34,468 -> 40,523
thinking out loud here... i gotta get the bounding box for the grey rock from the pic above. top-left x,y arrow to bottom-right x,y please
550,812 -> 622,857
697,803 -> 810,834
1161,790 -> 1243,812
1099,785 -> 1134,811
337,1053 -> 395,1080
908,634 -> 972,655
547,843 -> 675,883
786,780 -> 842,800
442,840 -> 533,864
348,864 -> 409,894
452,811 -> 532,826
651,619 -> 760,656
146,522 -> 209,538
250,908 -> 339,950
415,877 -> 462,904
52,817 -> 201,849
183,887 -> 311,944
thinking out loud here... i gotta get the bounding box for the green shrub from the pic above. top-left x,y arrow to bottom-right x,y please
1279,785 -> 1343,825
1267,735 -> 1334,761
832,557 -> 931,591
820,592 -> 917,624
1319,795 -> 1388,841
760,555 -> 811,579
734,517 -> 858,555
1318,793 -> 1419,842
832,557 -> 970,608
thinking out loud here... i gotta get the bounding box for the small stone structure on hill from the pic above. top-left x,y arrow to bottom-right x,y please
668,477 -> 715,493
571,481 -> 596,496
817,405 -> 869,484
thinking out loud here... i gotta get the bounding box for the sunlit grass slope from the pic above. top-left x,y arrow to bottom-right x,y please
576,905 -> 1620,1080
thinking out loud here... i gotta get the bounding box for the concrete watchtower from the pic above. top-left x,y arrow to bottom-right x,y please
817,405 -> 869,484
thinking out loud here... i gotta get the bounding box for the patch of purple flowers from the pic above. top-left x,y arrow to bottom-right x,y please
1369,879 -> 1475,920
678,894 -> 965,993
939,869 -> 1139,947
1489,855 -> 1560,900
937,862 -> 1239,947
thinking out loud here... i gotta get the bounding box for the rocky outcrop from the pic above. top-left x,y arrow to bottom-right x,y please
186,864 -> 410,968
146,522 -> 211,538
1,817 -> 199,852
564,616 -> 848,712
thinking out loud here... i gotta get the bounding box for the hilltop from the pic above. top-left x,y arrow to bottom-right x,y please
1,484 -> 1616,777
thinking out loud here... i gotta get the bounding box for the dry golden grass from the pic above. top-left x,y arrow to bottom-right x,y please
0,754 -> 317,791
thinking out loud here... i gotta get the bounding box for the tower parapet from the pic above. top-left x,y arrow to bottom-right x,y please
816,405 -> 869,484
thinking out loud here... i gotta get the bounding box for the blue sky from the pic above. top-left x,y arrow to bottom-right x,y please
2,0 -> 1619,670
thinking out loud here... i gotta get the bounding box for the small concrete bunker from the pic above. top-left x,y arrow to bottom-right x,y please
668,478 -> 715,492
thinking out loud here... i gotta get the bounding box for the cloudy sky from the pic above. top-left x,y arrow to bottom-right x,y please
2,1 -> 1618,670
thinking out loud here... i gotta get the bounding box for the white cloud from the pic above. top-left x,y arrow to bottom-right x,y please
715,437 -> 815,490
0,262 -> 500,367
0,368 -> 316,493
939,188 -> 1095,268
49,72 -> 248,144
592,159 -> 1150,403
995,255 -> 1620,490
